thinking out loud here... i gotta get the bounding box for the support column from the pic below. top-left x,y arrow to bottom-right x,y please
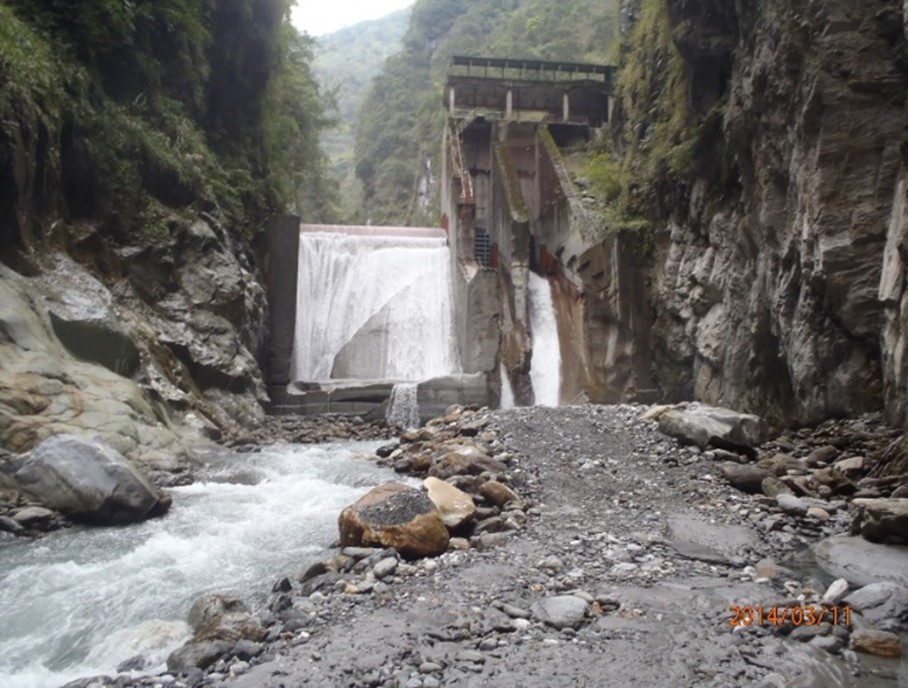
449,86 -> 456,113
264,215 -> 300,386
563,92 -> 570,122
506,89 -> 513,119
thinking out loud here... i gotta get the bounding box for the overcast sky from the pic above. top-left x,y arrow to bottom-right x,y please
291,0 -> 413,36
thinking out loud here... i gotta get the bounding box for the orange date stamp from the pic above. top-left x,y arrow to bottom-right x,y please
729,605 -> 852,628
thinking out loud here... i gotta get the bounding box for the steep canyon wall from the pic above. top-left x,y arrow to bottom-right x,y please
613,0 -> 908,428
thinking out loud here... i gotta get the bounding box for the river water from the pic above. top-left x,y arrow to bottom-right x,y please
0,441 -> 397,688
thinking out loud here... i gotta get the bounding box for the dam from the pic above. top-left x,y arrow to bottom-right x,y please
262,56 -> 653,422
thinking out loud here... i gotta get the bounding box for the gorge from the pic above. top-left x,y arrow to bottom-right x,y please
1,0 -> 908,686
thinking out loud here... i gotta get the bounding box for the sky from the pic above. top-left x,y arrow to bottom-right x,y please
290,0 -> 414,36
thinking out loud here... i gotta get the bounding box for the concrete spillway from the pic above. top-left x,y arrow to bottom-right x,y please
291,226 -> 460,383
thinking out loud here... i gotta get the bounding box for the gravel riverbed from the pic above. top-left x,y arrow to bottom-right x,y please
66,404 -> 908,688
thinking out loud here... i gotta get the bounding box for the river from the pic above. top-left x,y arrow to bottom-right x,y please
0,440 -> 397,688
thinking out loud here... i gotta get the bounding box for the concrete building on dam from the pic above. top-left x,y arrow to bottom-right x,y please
442,55 -> 655,411
263,55 -> 655,421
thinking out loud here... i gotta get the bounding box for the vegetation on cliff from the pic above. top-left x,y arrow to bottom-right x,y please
0,0 -> 336,270
352,0 -> 622,225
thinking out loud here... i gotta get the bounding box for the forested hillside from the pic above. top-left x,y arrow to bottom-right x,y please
0,0 -> 336,270
353,0 -> 623,225
313,8 -> 409,217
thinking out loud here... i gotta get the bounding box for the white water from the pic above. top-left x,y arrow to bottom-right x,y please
386,382 -> 419,429
499,361 -> 515,409
528,272 -> 562,406
292,232 -> 460,382
0,442 -> 397,688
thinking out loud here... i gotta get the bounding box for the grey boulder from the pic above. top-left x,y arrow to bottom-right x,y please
531,595 -> 589,630
656,403 -> 767,454
13,434 -> 170,525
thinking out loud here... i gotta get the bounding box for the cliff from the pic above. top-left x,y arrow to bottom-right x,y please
0,1 -> 332,473
608,0 -> 908,428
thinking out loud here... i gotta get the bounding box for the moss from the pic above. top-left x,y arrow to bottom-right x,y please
614,0 -> 694,213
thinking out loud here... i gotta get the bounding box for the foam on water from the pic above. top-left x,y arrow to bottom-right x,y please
528,272 -> 562,406
292,232 -> 460,382
0,441 -> 396,688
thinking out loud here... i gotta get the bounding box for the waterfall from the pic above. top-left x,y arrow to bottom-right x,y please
386,382 -> 419,429
292,230 -> 460,382
528,272 -> 562,406
499,361 -> 515,409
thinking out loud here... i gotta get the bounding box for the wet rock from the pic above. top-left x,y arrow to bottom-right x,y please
194,612 -> 266,643
844,581 -> 908,628
14,435 -> 170,525
807,506 -> 831,521
850,628 -> 902,657
423,477 -> 475,529
531,595 -> 588,630
188,594 -> 249,634
814,535 -> 908,587
167,640 -> 232,671
808,635 -> 844,654
850,498 -> 908,545
338,482 -> 449,559
721,463 -> 771,494
0,514 -> 24,533
655,403 -> 766,454
11,506 -> 56,527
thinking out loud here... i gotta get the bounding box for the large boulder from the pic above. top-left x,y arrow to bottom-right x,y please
654,403 -> 767,453
338,482 -> 449,559
851,498 -> 908,545
814,535 -> 908,587
13,434 -> 170,525
423,477 -> 475,530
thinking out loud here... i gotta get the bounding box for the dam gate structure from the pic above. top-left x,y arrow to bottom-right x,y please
261,55 -> 655,421
441,55 -> 656,407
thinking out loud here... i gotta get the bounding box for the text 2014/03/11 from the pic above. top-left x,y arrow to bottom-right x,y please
728,605 -> 852,628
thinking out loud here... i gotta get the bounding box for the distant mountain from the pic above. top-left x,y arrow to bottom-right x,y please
313,7 -> 411,213
353,0 -> 622,226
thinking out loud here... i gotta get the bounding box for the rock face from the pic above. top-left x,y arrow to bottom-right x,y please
338,483 -> 449,559
0,214 -> 268,474
604,0 -> 908,427
851,498 -> 908,545
13,434 -> 170,524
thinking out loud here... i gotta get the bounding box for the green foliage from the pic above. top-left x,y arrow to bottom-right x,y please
312,8 -> 409,218
611,0 -> 694,214
352,0 -> 623,225
0,0 -> 335,258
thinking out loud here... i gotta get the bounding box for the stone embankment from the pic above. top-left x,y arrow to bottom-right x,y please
62,402 -> 908,688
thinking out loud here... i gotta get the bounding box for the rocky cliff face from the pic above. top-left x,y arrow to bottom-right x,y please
0,214 -> 268,475
616,0 -> 908,427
